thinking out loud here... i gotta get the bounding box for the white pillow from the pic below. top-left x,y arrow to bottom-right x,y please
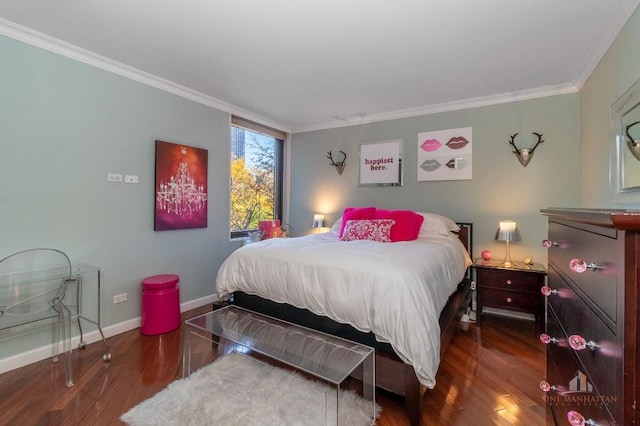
417,212 -> 460,237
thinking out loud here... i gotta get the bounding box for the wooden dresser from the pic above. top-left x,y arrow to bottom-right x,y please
541,208 -> 640,425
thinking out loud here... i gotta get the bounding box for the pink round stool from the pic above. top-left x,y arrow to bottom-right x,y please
140,274 -> 180,335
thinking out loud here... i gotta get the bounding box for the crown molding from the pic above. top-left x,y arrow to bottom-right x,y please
292,83 -> 579,134
0,18 -> 291,134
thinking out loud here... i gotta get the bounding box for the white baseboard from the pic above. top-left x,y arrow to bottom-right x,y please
0,294 -> 218,375
180,294 -> 218,312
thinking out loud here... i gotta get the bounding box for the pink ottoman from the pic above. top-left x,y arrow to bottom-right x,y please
140,274 -> 180,335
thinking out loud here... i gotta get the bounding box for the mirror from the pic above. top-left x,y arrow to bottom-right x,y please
611,78 -> 640,201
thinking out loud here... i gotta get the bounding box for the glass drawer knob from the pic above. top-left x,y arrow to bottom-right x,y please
569,258 -> 600,273
568,334 -> 597,351
567,410 -> 597,426
506,297 -> 512,303
542,239 -> 558,248
570,258 -> 587,273
539,380 -> 555,392
506,279 -> 512,285
569,334 -> 586,350
541,286 -> 558,296
539,334 -> 558,344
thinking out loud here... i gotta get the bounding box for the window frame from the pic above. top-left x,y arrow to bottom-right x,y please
229,116 -> 286,240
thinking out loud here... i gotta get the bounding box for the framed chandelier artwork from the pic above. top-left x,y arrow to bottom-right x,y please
154,140 -> 208,231
417,126 -> 472,181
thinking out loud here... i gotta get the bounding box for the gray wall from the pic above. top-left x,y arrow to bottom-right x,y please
581,6 -> 640,207
0,35 -> 240,359
290,94 -> 581,264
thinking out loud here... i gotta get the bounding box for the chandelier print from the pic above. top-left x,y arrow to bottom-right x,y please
154,140 -> 208,231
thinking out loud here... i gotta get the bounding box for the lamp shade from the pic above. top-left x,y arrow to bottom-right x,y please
312,213 -> 325,228
495,220 -> 521,242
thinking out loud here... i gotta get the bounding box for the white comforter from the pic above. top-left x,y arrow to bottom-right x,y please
215,230 -> 471,388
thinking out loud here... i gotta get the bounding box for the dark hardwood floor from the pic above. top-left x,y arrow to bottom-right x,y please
0,307 -> 545,425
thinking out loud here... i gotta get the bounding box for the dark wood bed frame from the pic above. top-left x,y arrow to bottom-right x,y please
230,223 -> 473,426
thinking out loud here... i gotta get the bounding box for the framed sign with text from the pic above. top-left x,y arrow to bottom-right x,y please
358,139 -> 403,186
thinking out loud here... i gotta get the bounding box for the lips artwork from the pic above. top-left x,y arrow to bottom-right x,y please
417,127 -> 473,182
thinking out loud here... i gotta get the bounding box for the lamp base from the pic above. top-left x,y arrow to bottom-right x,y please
502,242 -> 515,268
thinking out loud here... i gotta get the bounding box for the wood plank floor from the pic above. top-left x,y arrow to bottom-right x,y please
0,307 -> 546,425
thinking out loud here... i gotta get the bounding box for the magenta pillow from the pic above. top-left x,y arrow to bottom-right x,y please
373,209 -> 424,242
340,219 -> 395,242
339,206 -> 376,237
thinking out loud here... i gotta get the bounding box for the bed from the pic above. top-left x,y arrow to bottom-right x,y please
215,210 -> 472,425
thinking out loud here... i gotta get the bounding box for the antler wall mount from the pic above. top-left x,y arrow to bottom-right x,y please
626,121 -> 640,161
508,132 -> 544,167
327,150 -> 347,175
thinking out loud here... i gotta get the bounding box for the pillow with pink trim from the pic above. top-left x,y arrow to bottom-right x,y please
373,209 -> 424,242
340,219 -> 396,242
338,206 -> 376,237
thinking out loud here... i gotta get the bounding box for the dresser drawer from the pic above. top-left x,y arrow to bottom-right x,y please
546,309 -> 615,424
546,272 -> 622,421
547,221 -> 621,324
476,268 -> 542,292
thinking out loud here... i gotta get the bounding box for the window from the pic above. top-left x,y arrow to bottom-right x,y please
230,116 -> 285,239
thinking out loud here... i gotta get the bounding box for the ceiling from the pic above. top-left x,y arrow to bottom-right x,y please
0,1 -> 639,133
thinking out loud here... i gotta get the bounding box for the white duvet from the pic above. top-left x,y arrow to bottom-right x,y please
215,230 -> 471,388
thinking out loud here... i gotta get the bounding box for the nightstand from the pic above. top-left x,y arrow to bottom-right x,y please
473,260 -> 546,328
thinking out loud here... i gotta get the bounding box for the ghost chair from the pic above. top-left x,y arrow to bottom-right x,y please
0,248 -> 76,387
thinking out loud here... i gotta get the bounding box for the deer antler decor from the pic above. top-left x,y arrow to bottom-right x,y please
508,132 -> 544,167
626,121 -> 640,161
327,150 -> 347,175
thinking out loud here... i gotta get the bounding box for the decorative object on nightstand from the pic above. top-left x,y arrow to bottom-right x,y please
243,230 -> 263,245
495,220 -> 521,267
472,259 -> 546,329
259,220 -> 282,239
481,250 -> 492,261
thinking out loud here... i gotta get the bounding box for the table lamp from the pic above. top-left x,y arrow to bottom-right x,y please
312,213 -> 325,228
495,220 -> 521,267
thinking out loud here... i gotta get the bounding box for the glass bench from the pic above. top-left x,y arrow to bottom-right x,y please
183,305 -> 375,424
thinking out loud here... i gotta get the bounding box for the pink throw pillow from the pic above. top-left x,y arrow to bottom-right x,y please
374,209 -> 424,242
339,206 -> 376,237
340,219 -> 396,242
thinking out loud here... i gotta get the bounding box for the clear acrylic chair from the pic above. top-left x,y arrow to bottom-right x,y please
0,248 -> 76,387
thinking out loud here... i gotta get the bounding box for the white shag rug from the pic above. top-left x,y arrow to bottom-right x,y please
121,352 -> 380,426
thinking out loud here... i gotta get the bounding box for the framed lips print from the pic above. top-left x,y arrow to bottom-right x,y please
417,127 -> 472,181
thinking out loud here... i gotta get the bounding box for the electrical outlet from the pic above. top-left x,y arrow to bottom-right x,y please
124,175 -> 139,184
107,173 -> 123,183
113,293 -> 128,304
